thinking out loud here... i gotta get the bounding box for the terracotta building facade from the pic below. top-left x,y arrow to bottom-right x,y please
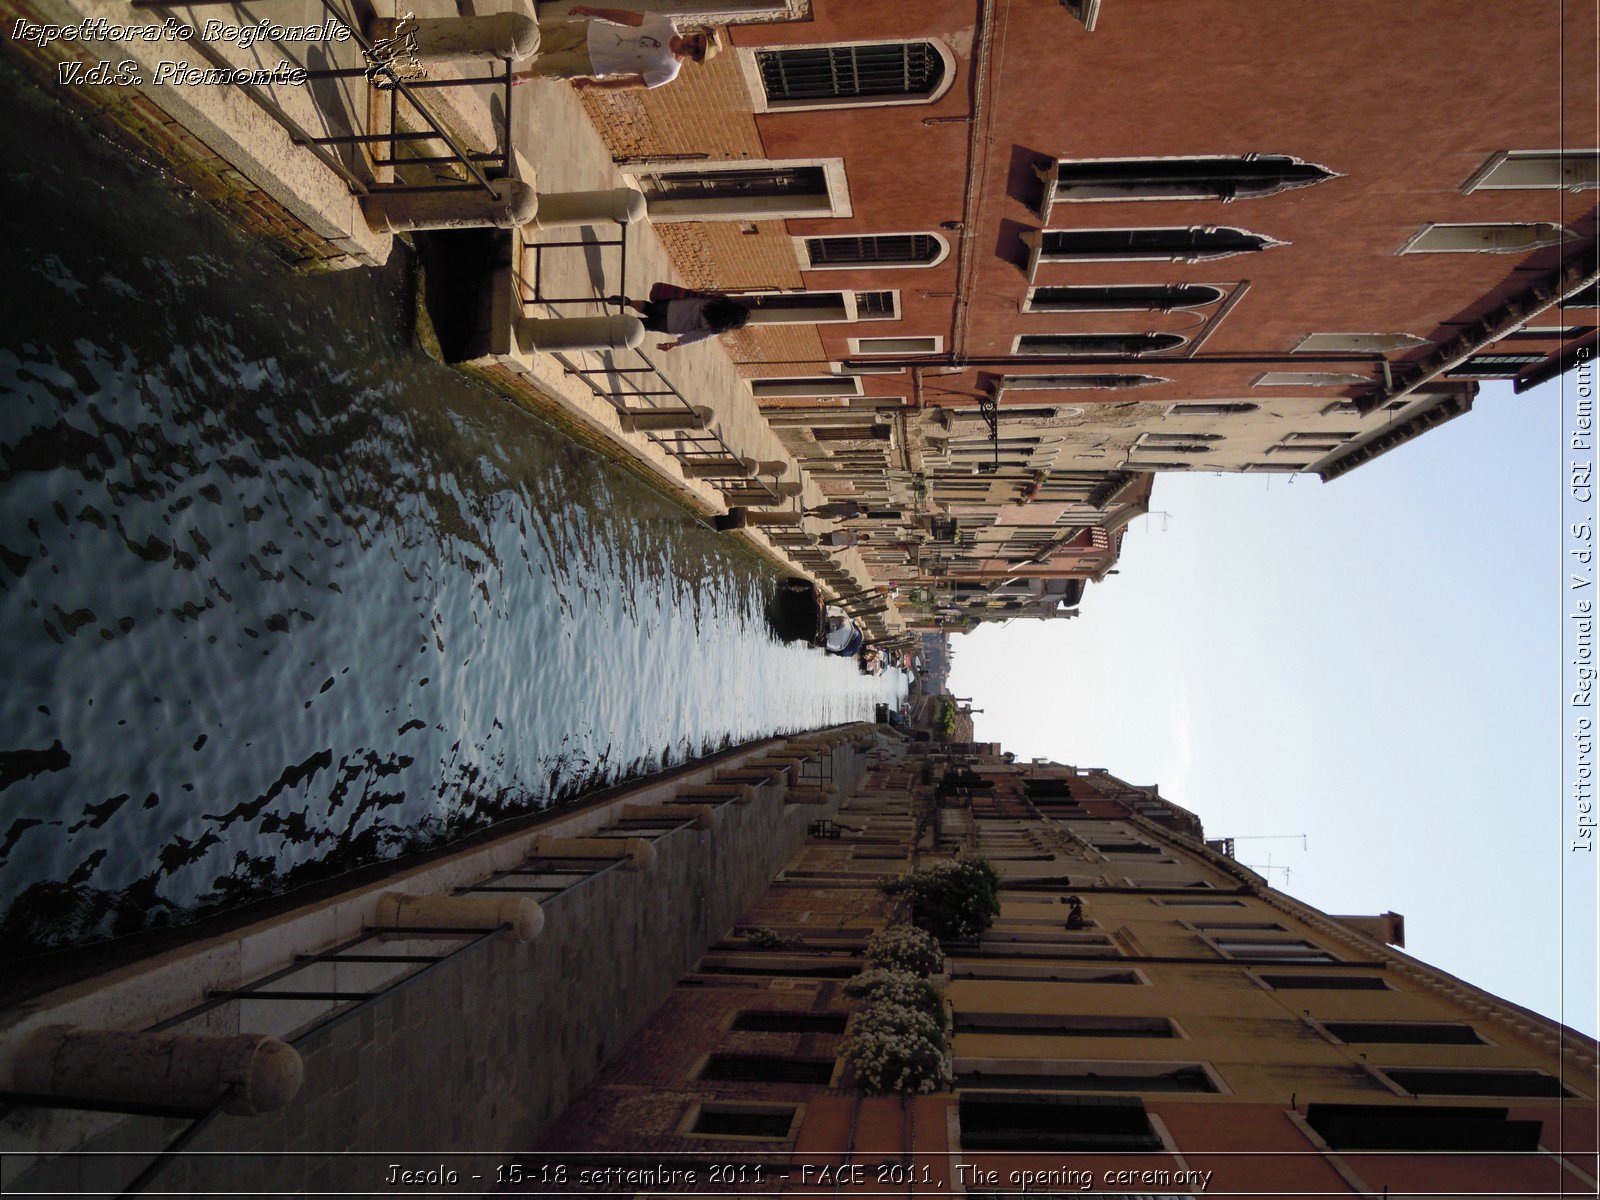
574,0 -> 1598,625
526,742 -> 1598,1195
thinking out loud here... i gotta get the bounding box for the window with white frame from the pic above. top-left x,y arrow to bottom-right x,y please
1024,283 -> 1224,312
1212,937 -> 1337,963
849,335 -> 943,355
1294,332 -> 1428,353
730,290 -> 898,325
953,1057 -> 1221,1094
1036,154 -> 1333,212
745,41 -> 953,112
1030,226 -> 1283,263
1168,401 -> 1258,416
749,375 -> 864,399
1445,354 -> 1542,378
1398,222 -> 1573,254
1013,332 -> 1187,356
1461,150 -> 1600,193
629,159 -> 850,222
1253,371 -> 1368,387
801,233 -> 949,269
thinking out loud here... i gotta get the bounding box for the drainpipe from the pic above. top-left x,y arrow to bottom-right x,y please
949,0 -> 1002,363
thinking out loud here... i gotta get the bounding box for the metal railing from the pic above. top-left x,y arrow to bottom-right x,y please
515,235 -> 790,509
128,0 -> 513,199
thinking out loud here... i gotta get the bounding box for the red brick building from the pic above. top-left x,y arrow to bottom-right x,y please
577,0 -> 1598,623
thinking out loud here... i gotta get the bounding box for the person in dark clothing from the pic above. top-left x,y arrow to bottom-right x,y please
620,283 -> 751,352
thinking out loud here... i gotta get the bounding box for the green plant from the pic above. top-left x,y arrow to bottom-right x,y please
743,927 -> 804,950
880,858 -> 1001,941
864,926 -> 946,976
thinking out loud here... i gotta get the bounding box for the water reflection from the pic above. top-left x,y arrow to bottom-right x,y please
0,68 -> 902,953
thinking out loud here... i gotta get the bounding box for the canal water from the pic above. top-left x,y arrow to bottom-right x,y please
0,66 -> 902,954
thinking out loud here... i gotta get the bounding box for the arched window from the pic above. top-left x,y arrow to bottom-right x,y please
802,233 -> 949,269
1000,374 -> 1169,390
749,41 -> 953,111
1169,402 -> 1258,416
1037,155 -> 1335,211
1031,227 -> 1282,264
1026,284 -> 1223,313
1014,333 -> 1188,356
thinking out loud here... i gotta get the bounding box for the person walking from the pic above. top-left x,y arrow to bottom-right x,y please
515,5 -> 719,90
805,499 -> 865,521
622,283 -> 750,352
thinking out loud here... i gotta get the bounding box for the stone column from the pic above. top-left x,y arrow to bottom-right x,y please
361,178 -> 536,233
367,12 -> 538,62
516,315 -> 644,353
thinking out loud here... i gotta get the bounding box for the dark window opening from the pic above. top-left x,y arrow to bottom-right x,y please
1382,1067 -> 1572,1098
954,1014 -> 1174,1038
757,42 -> 944,103
1170,402 -> 1258,415
691,1105 -> 797,1138
1017,333 -> 1187,356
699,1054 -> 836,1085
1029,284 -> 1223,311
956,1066 -> 1216,1093
1305,1103 -> 1543,1151
807,234 -> 941,267
732,1011 -> 850,1034
854,290 -> 896,317
1040,227 -> 1275,261
1051,155 -> 1333,201
958,1093 -> 1163,1151
639,166 -> 829,204
1445,354 -> 1543,378
1323,1021 -> 1482,1045
1261,973 -> 1390,990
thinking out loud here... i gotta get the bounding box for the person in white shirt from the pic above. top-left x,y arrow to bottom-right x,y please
621,284 -> 750,352
516,5 -> 719,90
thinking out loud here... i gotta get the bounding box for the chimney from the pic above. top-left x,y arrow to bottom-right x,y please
1332,912 -> 1406,947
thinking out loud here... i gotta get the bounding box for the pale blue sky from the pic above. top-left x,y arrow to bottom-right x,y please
949,377 -> 1598,1037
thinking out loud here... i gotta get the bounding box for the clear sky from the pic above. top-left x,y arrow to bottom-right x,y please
948,377 -> 1599,1037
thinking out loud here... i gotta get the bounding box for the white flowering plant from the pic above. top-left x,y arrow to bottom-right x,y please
842,969 -> 943,1019
841,1003 -> 952,1095
863,925 -> 946,976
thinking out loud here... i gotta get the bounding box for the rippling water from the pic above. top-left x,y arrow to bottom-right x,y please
0,67 -> 902,953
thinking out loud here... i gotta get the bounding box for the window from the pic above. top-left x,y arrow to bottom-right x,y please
748,41 -> 952,111
686,1103 -> 800,1139
1030,226 -> 1283,264
698,1054 -> 837,1084
1321,1021 -> 1482,1045
1303,1103 -> 1543,1151
849,335 -> 943,355
1398,222 -> 1573,254
697,953 -> 861,978
1321,399 -> 1406,415
1000,373 -> 1168,391
1152,897 -> 1247,907
957,1060 -> 1216,1093
1377,1067 -> 1573,1098
958,1093 -> 1164,1151
1037,154 -> 1334,212
853,290 -> 898,319
1445,354 -> 1542,378
1013,333 -> 1187,356
750,376 -> 864,399
1259,973 -> 1390,990
950,962 -> 1143,984
954,1013 -> 1176,1039
1254,371 -> 1368,387
1168,402 -> 1257,416
630,159 -> 850,221
1294,332 -> 1428,353
1194,921 -> 1287,932
731,1011 -> 850,1034
1214,938 -> 1336,963
1461,150 -> 1600,192
801,233 -> 949,269
1024,284 -> 1223,313
1062,0 -> 1102,31
731,290 -> 898,325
